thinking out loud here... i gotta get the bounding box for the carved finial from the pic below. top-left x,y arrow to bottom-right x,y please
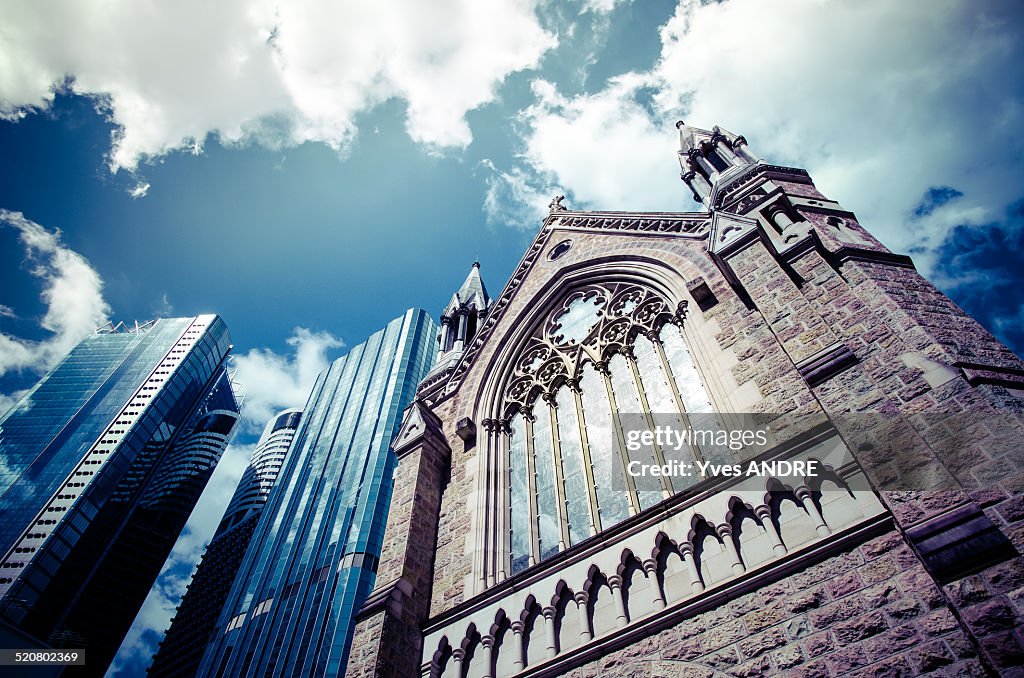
548,195 -> 567,212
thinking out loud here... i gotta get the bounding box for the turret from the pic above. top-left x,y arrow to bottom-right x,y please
677,120 -> 758,206
437,262 -> 491,362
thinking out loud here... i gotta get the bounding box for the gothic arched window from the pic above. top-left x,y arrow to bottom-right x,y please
502,283 -> 718,575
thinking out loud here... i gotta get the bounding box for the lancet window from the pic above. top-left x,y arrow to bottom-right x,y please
503,283 -> 719,575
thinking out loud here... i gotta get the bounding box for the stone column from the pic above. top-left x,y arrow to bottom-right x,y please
643,558 -> 666,610
689,148 -> 719,184
717,524 -> 746,575
510,621 -> 526,671
679,543 -> 704,594
768,206 -> 796,231
716,139 -> 743,165
607,575 -> 629,626
682,170 -> 712,207
732,135 -> 758,162
797,486 -> 831,537
756,506 -> 787,556
479,636 -> 495,678
542,606 -> 558,659
452,648 -> 465,675
574,592 -> 592,642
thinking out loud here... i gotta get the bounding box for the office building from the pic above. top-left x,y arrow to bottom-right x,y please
198,308 -> 436,676
149,409 -> 301,677
0,315 -> 239,675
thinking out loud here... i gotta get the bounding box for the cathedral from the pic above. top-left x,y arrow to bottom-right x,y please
345,122 -> 1024,677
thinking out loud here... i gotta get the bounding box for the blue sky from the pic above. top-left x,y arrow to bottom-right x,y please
1,0 -> 1022,674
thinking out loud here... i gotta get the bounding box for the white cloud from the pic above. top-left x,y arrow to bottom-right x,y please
232,327 -> 342,432
0,210 -> 111,380
481,159 -> 561,230
527,76 -> 685,209
483,74 -> 689,225
577,0 -> 629,14
129,182 -> 150,199
493,0 -> 1024,276
650,0 -> 1024,266
0,0 -> 556,173
152,293 -> 174,318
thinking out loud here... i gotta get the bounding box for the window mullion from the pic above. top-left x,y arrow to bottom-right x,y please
494,418 -> 510,583
523,411 -> 540,567
544,395 -> 570,552
624,347 -> 674,499
651,331 -> 705,465
596,361 -> 640,516
569,381 -> 601,536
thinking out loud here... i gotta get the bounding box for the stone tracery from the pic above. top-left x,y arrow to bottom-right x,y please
497,282 -> 717,576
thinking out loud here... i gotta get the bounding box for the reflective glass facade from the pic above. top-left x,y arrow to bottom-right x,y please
150,409 -> 302,678
0,316 -> 239,675
198,309 -> 436,677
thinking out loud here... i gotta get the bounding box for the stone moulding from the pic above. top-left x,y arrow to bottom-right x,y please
547,212 -> 709,236
422,503 -> 890,678
904,503 -> 1016,584
424,426 -> 864,627
796,342 -> 859,387
713,163 -> 812,210
956,362 -> 1024,389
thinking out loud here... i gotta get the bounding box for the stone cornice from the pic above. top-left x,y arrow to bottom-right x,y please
354,576 -> 414,622
545,210 -> 710,236
713,163 -> 812,210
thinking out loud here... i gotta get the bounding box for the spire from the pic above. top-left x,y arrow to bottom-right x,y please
446,260 -> 490,315
436,261 -> 493,367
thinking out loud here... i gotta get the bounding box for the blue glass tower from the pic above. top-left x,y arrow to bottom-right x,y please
0,316 -> 240,675
149,409 -> 303,678
198,308 -> 436,677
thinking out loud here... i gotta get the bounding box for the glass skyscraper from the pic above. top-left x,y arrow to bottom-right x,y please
0,315 -> 240,675
149,408 -> 302,677
198,308 -> 436,677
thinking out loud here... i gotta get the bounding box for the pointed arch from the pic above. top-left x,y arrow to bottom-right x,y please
766,480 -> 818,551
474,257 -> 725,584
654,531 -> 691,604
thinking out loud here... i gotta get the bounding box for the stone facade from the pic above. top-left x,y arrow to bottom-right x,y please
346,123 -> 1024,677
